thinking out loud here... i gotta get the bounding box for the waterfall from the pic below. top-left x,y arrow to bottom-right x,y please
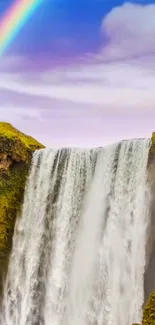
0,140 -> 151,325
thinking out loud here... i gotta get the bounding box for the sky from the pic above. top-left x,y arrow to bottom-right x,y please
0,0 -> 155,147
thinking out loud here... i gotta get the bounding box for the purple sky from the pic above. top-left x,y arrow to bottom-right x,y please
0,2 -> 155,147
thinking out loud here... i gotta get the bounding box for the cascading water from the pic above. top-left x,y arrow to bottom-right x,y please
0,140 -> 151,325
66,140 -> 151,325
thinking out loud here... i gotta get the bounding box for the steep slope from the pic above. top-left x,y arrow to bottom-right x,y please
0,122 -> 45,295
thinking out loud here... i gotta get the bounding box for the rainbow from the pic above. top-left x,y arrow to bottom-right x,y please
0,0 -> 43,56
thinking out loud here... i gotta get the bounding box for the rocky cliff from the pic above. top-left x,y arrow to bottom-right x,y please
0,122 -> 44,295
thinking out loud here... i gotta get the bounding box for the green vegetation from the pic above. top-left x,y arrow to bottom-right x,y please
142,291 -> 155,325
0,122 -> 44,294
0,122 -> 44,163
152,132 -> 155,146
149,133 -> 155,156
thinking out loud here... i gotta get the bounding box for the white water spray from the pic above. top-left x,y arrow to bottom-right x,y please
0,140 -> 151,325
67,140 -> 151,325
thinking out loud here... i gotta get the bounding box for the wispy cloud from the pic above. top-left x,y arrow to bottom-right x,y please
0,2 -> 155,147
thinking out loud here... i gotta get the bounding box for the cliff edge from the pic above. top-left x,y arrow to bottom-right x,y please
141,132 -> 155,325
0,122 -> 44,294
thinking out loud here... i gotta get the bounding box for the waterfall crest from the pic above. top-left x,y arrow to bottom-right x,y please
0,140 -> 151,325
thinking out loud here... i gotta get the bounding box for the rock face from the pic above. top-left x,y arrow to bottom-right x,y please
0,122 -> 44,295
142,133 -> 155,324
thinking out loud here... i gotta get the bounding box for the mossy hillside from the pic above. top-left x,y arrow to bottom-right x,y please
0,122 -> 44,294
0,166 -> 28,257
152,132 -> 155,145
142,291 -> 155,325
0,122 -> 44,163
148,133 -> 155,165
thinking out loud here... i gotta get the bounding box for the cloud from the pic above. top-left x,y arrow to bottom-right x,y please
101,2 -> 155,60
0,2 -> 155,146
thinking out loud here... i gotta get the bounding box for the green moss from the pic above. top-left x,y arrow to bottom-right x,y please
152,133 -> 155,145
0,122 -> 43,148
0,167 -> 28,253
0,122 -> 44,294
142,291 -> 155,325
0,122 -> 45,163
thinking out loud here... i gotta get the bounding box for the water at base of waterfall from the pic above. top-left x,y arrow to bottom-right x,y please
0,140 -> 151,325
